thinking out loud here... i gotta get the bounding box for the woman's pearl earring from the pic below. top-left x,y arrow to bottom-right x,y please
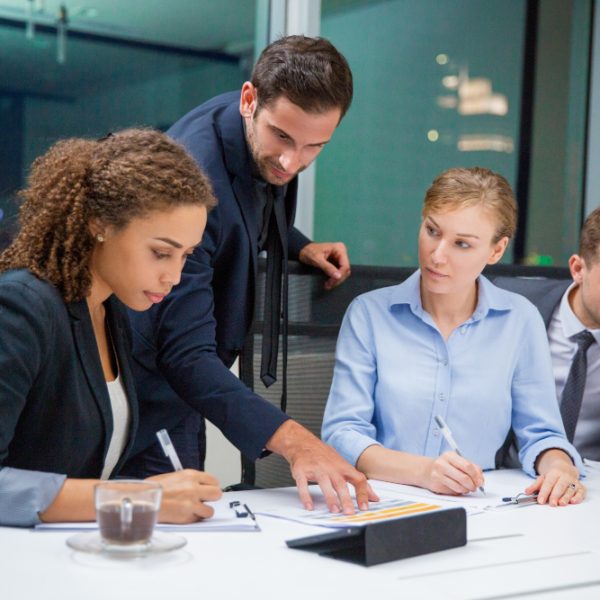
96,234 -> 105,243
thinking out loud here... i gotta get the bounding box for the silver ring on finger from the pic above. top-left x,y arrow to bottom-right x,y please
569,482 -> 577,491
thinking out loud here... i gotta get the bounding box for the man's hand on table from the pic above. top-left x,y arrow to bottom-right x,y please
266,419 -> 379,513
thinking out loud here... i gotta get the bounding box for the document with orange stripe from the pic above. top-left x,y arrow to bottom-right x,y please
256,498 -> 446,529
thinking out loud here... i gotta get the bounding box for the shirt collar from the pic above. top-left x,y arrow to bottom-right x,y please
388,269 -> 512,322
559,282 -> 600,343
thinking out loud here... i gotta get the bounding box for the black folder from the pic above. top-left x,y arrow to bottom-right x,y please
286,507 -> 466,567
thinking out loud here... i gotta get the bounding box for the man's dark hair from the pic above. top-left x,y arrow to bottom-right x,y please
579,206 -> 600,265
251,35 -> 353,119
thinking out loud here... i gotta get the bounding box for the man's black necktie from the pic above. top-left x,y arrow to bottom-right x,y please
560,330 -> 595,442
259,185 -> 288,410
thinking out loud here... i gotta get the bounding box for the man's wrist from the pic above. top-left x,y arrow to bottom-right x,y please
298,242 -> 312,263
265,419 -> 314,462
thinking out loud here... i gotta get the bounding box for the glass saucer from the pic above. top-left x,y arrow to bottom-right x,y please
66,531 -> 187,556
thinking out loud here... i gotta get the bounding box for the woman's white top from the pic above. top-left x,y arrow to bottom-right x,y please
100,374 -> 131,480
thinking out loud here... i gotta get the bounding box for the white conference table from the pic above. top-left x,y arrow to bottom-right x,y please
2,468 -> 600,600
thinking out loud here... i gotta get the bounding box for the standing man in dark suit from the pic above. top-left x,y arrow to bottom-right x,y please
496,206 -> 600,461
124,36 -> 377,513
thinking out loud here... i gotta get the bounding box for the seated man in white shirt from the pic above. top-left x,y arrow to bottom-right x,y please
496,206 -> 600,461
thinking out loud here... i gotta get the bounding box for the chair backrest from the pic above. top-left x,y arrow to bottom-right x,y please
239,260 -> 571,487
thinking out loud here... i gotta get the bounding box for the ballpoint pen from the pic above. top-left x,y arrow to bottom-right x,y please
156,428 -> 183,471
229,501 -> 259,527
434,415 -> 485,494
243,503 -> 257,522
500,492 -> 539,506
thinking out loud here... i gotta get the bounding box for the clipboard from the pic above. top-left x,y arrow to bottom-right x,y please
286,507 -> 466,567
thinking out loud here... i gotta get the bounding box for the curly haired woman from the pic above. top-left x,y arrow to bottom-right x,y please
0,129 -> 222,526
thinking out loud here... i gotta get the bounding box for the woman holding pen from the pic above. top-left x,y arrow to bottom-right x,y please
322,167 -> 585,507
0,129 -> 222,527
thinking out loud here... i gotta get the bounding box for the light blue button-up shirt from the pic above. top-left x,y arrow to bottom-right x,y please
322,271 -> 583,477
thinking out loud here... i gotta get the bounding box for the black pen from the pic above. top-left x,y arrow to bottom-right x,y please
243,503 -> 257,522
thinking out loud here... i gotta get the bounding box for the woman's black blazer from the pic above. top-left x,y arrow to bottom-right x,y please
0,269 -> 139,477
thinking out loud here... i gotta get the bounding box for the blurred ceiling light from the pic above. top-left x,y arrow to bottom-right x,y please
24,0 -> 46,39
459,93 -> 508,116
458,77 -> 491,98
437,95 -> 458,109
457,134 -> 514,153
442,75 -> 459,89
56,4 -> 68,64
457,77 -> 508,116
438,67 -> 509,116
436,53 -> 449,65
25,0 -> 34,39
427,129 -> 439,142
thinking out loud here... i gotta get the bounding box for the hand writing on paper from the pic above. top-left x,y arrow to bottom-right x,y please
425,451 -> 485,495
148,470 -> 222,523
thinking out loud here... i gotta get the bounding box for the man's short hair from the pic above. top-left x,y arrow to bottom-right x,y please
579,206 -> 600,265
251,35 -> 353,119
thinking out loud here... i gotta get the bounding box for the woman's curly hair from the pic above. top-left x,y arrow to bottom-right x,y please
0,128 -> 216,302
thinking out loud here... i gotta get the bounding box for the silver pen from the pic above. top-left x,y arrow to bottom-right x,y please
156,428 -> 183,471
434,415 -> 485,494
501,492 -> 538,506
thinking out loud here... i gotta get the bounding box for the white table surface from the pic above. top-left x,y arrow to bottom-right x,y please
2,468 -> 600,600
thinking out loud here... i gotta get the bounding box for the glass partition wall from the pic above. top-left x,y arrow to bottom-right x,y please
0,0 -> 595,267
0,1 -> 255,249
315,0 -> 593,266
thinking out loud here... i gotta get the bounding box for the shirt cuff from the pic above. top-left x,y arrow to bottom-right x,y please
328,430 -> 382,467
520,437 -> 585,478
0,467 -> 66,527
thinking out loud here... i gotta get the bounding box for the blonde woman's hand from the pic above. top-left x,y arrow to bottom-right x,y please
527,449 -> 585,507
425,451 -> 485,495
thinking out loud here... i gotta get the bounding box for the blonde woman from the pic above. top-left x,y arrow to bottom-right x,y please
323,167 -> 585,507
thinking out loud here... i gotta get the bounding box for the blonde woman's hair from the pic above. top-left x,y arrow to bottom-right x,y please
423,167 -> 517,243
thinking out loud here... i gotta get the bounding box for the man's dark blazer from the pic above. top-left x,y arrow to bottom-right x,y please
493,277 -> 570,328
493,276 -> 571,467
127,92 -> 311,466
0,269 -> 139,477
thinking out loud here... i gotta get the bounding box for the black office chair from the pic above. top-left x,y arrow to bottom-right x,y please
238,260 -> 571,488
239,260 -> 417,488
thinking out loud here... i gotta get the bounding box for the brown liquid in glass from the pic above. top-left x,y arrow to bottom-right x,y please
97,501 -> 157,545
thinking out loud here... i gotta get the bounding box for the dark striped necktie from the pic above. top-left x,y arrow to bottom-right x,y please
560,330 -> 595,442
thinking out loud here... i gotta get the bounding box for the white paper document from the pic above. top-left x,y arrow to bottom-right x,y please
34,497 -> 260,532
369,478 -> 542,514
256,475 -> 541,529
584,458 -> 600,472
256,497 -> 458,528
